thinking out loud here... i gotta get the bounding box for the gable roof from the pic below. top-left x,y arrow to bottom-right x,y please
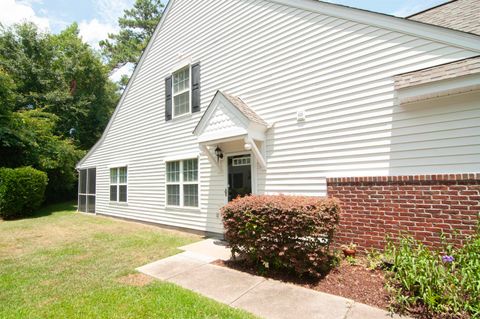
193,90 -> 267,137
77,0 -> 480,168
221,92 -> 268,127
395,55 -> 480,89
408,0 -> 480,36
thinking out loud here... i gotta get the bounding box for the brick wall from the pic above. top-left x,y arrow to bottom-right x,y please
327,174 -> 480,251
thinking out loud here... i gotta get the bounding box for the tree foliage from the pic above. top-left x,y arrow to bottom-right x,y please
0,23 -> 118,150
0,22 -> 117,202
100,0 -> 164,72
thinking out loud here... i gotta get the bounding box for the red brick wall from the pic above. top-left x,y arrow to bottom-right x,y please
327,174 -> 480,251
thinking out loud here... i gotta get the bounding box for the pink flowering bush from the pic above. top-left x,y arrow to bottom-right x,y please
221,195 -> 340,277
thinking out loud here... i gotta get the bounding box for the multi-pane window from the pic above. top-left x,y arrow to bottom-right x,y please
166,159 -> 198,207
172,66 -> 190,116
110,167 -> 127,202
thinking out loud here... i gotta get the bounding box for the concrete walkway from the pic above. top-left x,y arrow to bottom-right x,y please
137,239 -> 406,319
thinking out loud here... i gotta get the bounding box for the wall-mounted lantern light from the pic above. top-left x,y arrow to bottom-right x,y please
214,146 -> 223,161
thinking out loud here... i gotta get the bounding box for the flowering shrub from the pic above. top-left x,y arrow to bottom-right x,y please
385,227 -> 480,318
221,195 -> 340,277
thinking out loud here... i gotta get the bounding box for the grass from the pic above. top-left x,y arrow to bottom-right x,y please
0,202 -> 256,318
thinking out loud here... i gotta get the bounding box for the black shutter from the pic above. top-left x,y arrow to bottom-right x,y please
165,76 -> 172,121
191,62 -> 201,113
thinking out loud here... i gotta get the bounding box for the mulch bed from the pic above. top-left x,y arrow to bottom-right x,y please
212,258 -> 390,310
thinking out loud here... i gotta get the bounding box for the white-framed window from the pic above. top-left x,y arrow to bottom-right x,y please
110,167 -> 127,202
166,158 -> 198,207
172,65 -> 190,117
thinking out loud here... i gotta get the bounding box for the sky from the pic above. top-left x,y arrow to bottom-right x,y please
0,0 -> 448,80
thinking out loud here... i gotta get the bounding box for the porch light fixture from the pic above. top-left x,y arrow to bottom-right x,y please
214,146 -> 223,161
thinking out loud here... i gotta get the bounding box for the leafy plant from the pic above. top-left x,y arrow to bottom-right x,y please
384,228 -> 480,317
366,249 -> 385,270
346,256 -> 357,265
221,195 -> 341,277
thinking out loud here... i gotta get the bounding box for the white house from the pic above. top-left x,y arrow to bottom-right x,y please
77,0 -> 480,236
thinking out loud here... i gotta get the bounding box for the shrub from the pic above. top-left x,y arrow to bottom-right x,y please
385,227 -> 480,318
0,167 -> 48,219
221,195 -> 341,277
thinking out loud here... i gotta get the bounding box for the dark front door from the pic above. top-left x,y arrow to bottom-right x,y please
227,155 -> 252,201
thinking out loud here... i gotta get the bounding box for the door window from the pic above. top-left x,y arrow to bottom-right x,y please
227,155 -> 252,201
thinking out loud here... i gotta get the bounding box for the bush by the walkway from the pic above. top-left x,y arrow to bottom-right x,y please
0,167 -> 48,219
221,195 -> 341,277
385,228 -> 480,318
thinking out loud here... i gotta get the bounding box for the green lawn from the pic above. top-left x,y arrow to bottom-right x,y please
0,202 -> 255,319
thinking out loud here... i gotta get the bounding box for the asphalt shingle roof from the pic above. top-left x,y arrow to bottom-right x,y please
408,0 -> 480,35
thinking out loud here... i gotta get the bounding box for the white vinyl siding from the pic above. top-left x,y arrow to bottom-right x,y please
172,66 -> 190,116
166,159 -> 199,207
110,167 -> 127,202
78,0 -> 480,234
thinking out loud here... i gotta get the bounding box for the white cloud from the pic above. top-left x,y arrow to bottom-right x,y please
79,0 -> 134,49
79,19 -> 116,49
0,0 -> 50,30
109,62 -> 134,82
93,0 -> 134,25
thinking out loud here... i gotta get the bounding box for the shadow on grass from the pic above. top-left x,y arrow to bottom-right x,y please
9,201 -> 78,220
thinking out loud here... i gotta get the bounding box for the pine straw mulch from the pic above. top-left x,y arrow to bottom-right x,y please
212,257 -> 390,310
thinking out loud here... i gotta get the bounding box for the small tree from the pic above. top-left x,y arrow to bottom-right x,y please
100,0 -> 164,73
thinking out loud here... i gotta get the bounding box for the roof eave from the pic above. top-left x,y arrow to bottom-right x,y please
268,0 -> 480,52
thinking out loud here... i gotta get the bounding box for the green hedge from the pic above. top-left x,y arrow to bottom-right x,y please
0,167 -> 48,219
221,195 -> 341,277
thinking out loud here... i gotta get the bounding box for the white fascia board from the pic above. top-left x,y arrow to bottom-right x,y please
197,129 -> 249,144
398,74 -> 480,104
76,0 -> 176,169
198,134 -> 248,146
268,0 -> 480,52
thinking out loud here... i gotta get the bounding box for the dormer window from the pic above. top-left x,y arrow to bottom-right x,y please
172,66 -> 190,117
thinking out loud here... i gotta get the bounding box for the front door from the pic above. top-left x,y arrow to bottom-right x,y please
227,154 -> 252,201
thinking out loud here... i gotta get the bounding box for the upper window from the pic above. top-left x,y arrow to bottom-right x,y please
110,167 -> 127,202
172,66 -> 190,117
166,159 -> 198,207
